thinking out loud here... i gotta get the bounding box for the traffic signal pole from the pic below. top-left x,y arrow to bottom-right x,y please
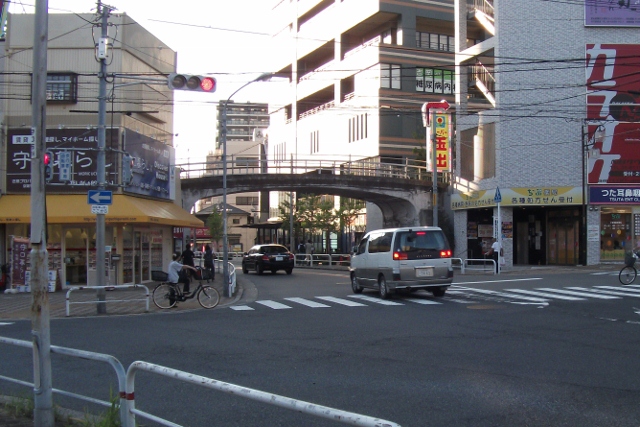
30,0 -> 54,424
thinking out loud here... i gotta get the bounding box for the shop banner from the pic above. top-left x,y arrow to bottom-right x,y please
452,187 -> 583,210
590,185 -> 640,204
585,1 -> 640,27
124,129 -> 175,200
10,236 -> 29,287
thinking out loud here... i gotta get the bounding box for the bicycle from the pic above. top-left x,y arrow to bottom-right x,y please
618,250 -> 639,285
152,269 -> 220,309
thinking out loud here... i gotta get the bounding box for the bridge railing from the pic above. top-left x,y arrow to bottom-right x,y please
177,155 -> 451,185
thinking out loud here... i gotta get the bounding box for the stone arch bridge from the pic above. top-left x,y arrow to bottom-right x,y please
180,157 -> 449,228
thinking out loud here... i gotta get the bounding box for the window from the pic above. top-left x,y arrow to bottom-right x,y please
236,196 -> 259,205
348,114 -> 368,143
44,73 -> 77,103
416,68 -> 455,94
368,232 -> 394,253
381,64 -> 401,89
232,218 -> 240,225
310,130 -> 319,153
416,32 -> 455,52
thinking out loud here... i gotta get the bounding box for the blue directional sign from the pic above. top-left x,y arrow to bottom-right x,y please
87,190 -> 112,205
494,187 -> 502,203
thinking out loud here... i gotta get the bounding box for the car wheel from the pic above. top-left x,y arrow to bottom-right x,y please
242,264 -> 248,274
378,275 -> 389,299
351,273 -> 362,294
256,263 -> 263,275
285,268 -> 293,275
431,287 -> 446,297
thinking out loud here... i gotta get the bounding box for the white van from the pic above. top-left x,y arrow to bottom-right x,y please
349,226 -> 453,299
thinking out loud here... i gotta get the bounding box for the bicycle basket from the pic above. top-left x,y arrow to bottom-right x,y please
151,270 -> 168,282
624,252 -> 637,268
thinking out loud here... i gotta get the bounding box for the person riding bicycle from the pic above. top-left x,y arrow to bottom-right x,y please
168,252 -> 197,295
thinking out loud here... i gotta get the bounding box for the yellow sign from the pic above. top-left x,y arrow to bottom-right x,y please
451,187 -> 583,210
434,112 -> 450,172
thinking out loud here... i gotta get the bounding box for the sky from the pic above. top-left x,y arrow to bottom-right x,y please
8,0 -> 284,163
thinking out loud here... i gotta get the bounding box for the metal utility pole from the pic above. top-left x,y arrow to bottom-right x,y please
95,1 -> 111,313
422,101 -> 450,227
30,0 -> 54,424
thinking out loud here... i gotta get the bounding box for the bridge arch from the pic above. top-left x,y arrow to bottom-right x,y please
181,172 -> 437,228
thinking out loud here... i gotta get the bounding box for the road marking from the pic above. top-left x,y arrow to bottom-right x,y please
316,296 -> 366,307
590,272 -> 615,276
504,289 -> 585,300
0,322 -> 14,326
453,278 -> 543,285
256,300 -> 292,310
595,286 -> 640,294
535,288 -> 619,299
402,298 -> 443,305
455,287 -> 549,302
348,295 -> 404,306
566,287 -> 640,298
230,305 -> 255,311
284,297 -> 330,308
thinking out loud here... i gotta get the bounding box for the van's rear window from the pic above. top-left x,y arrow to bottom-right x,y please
395,231 -> 448,252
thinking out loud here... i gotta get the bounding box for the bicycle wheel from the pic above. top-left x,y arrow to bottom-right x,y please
153,283 -> 177,309
197,285 -> 220,309
619,266 -> 637,285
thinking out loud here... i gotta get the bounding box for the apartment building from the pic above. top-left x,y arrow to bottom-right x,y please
0,12 -> 201,290
267,0 -> 458,229
452,0 -> 640,266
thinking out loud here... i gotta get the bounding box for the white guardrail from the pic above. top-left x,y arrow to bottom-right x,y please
0,336 -> 401,427
451,258 -> 497,274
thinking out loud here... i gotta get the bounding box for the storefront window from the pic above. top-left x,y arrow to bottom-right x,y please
122,226 -> 133,284
600,208 -> 632,260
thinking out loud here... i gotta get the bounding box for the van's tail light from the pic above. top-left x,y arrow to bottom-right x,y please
262,255 -> 269,261
440,250 -> 452,258
393,251 -> 408,260
288,253 -> 294,260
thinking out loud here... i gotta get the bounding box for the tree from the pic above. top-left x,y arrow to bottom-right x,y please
206,205 -> 224,248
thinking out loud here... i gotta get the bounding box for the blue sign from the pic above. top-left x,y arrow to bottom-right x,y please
87,190 -> 112,205
494,187 -> 502,203
590,185 -> 640,204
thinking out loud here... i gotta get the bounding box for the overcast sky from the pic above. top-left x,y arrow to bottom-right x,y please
9,0 -> 283,162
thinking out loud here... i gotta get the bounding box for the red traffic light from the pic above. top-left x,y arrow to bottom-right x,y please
43,151 -> 53,165
168,73 -> 216,93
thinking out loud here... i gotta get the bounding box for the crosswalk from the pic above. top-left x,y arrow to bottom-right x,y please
229,284 -> 640,311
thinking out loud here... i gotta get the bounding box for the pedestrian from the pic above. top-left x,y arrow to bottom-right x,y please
203,244 -> 215,282
305,239 -> 314,266
485,238 -> 503,274
168,252 -> 198,297
180,243 -> 196,282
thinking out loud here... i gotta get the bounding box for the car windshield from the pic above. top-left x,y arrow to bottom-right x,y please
261,246 -> 287,254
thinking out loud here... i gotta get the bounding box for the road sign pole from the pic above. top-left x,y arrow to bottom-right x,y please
423,101 -> 451,227
495,187 -> 502,275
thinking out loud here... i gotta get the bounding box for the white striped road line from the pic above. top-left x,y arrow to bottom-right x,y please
230,305 -> 255,311
453,278 -> 543,286
348,295 -> 404,306
402,298 -> 443,305
626,285 -> 640,289
455,287 -> 548,303
590,272 -> 616,276
316,296 -> 367,307
595,286 -> 640,294
0,322 -> 14,326
284,297 -> 331,308
566,287 -> 640,298
256,300 -> 292,310
504,289 -> 585,301
535,288 -> 619,300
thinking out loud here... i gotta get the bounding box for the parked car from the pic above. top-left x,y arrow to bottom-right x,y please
349,226 -> 453,299
242,244 -> 295,275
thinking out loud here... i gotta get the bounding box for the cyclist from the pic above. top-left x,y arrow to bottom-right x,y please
168,252 -> 198,296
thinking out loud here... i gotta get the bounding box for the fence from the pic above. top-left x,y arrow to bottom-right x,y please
0,336 -> 401,427
294,253 -> 351,267
451,258 -> 497,274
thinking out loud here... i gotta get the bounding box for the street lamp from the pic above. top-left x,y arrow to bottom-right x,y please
222,72 -> 275,296
581,120 -> 605,266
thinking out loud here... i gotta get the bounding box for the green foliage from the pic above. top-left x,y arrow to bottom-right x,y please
206,205 -> 224,242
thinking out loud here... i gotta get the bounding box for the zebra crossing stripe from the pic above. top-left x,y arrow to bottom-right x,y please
535,288 -> 619,299
348,295 -> 404,306
230,305 -> 255,311
504,289 -> 585,300
595,286 -> 640,294
256,300 -> 292,310
456,287 -> 548,302
566,287 -> 640,298
284,297 -> 331,308
403,298 -> 443,305
316,296 -> 366,307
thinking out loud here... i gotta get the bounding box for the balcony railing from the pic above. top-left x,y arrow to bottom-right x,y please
470,0 -> 494,20
298,100 -> 335,120
344,35 -> 381,59
470,61 -> 495,105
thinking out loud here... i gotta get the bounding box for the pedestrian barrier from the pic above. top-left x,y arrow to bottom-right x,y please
65,284 -> 150,317
0,336 -> 401,427
294,253 -> 351,267
462,258 -> 497,274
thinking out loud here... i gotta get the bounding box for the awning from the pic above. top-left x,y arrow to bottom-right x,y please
0,194 -> 203,228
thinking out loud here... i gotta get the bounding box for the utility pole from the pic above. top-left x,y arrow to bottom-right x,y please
95,1 -> 111,313
30,0 -> 54,424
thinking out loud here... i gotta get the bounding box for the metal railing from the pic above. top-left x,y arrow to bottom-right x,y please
294,253 -> 351,267
0,337 -> 401,427
65,284 -> 150,317
454,258 -> 496,274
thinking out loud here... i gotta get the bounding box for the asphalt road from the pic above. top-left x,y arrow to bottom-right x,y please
1,267 -> 640,426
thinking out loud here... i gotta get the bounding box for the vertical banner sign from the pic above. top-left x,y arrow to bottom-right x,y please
434,112 -> 451,172
11,236 -> 30,288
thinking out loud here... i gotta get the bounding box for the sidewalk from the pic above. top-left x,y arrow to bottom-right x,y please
0,276 -> 242,321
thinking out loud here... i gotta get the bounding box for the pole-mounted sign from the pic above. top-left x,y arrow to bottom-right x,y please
422,100 -> 451,227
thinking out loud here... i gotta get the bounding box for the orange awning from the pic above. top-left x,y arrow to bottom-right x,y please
0,194 -> 203,228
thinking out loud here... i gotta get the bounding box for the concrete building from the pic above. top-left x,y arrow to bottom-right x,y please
267,0 -> 458,231
452,0 -> 640,266
0,12 -> 202,290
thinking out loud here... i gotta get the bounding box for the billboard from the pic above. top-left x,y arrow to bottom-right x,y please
427,112 -> 452,173
585,43 -> 640,185
123,129 -> 175,200
585,1 -> 640,27
6,128 -> 118,193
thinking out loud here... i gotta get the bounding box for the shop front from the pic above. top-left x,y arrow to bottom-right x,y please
0,194 -> 203,291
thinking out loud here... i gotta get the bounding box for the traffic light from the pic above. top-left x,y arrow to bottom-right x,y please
44,150 -> 54,182
122,153 -> 134,186
167,73 -> 216,93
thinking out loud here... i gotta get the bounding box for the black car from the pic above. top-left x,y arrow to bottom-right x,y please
242,244 -> 295,275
